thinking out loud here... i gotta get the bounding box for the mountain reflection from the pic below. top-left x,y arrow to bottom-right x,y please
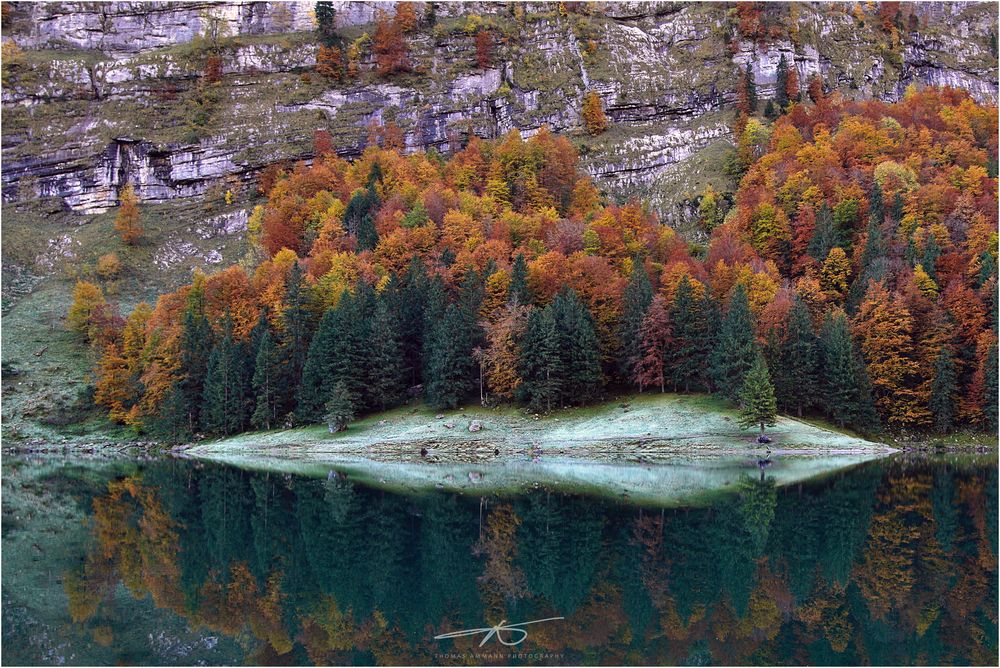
60,459 -> 997,666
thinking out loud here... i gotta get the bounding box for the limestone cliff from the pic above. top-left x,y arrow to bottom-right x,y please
2,1 -> 996,223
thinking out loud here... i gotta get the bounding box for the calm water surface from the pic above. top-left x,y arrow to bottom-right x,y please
1,454 -> 997,666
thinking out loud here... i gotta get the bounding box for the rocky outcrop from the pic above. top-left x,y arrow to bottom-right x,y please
2,1 -> 996,223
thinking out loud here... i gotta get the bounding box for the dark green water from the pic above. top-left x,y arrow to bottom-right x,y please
1,454 -> 997,666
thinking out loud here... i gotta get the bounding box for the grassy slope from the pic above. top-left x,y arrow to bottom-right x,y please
192,392 -> 888,456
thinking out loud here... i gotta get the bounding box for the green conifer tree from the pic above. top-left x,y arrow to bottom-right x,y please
324,381 -> 356,433
517,307 -> 562,412
368,300 -> 405,410
425,303 -> 477,409
709,284 -> 758,401
251,328 -> 282,430
357,213 -> 379,251
776,296 -> 818,416
618,258 -> 654,381
738,354 -> 778,437
929,346 -> 957,433
775,53 -> 789,109
178,286 -> 214,431
509,253 -> 532,305
983,342 -> 998,431
667,276 -> 711,392
807,204 -> 840,263
819,311 -> 879,430
201,314 -> 250,435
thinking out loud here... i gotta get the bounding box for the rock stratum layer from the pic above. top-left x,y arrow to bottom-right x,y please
2,1 -> 997,223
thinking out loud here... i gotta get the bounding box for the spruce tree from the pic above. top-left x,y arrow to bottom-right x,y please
396,256 -> 429,385
983,342 -> 998,432
357,213 -> 379,251
251,328 -> 282,430
324,381 -> 356,433
425,303 -> 477,409
201,315 -> 250,435
668,276 -> 711,392
737,354 -> 778,438
745,62 -> 757,112
775,53 -> 789,109
554,288 -> 603,404
517,307 -> 562,412
776,297 -> 818,416
281,262 -> 311,395
808,204 -> 840,263
929,346 -> 957,433
922,232 -> 941,282
848,215 -> 888,309
869,180 -> 884,225
509,253 -> 532,305
150,383 -> 191,443
315,1 -> 341,47
367,300 -> 405,410
297,307 -> 339,423
819,311 -> 878,430
709,284 -> 758,401
618,258 -> 653,382
178,285 -> 214,431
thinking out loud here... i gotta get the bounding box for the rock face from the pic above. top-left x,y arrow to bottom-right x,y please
2,1 -> 997,224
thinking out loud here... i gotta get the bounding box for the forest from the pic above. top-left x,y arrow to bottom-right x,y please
61,459 -> 998,665
68,85 -> 999,441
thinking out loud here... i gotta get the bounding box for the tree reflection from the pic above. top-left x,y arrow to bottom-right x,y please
64,458 -> 998,665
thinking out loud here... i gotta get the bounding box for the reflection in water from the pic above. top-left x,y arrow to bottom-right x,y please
4,457 -> 998,666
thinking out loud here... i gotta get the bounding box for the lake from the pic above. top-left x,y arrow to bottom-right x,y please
2,453 -> 996,666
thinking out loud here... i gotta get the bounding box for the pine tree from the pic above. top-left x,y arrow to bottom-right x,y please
201,314 -> 250,436
425,303 -> 477,409
251,328 -> 282,430
357,213 -> 379,251
281,262 -> 311,397
775,53 -> 789,109
324,381 -> 356,433
983,342 -> 998,432
848,215 -> 888,309
819,311 -> 878,430
667,276 -> 711,392
619,258 -> 653,381
367,300 -> 405,410
517,307 -> 562,412
710,284 -> 758,401
808,204 -> 840,262
929,346 -> 957,433
776,296 -> 818,416
509,253 -> 531,305
297,307 -> 339,423
178,280 -> 214,431
737,354 -> 778,438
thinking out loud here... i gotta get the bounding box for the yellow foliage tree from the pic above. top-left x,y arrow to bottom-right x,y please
114,184 -> 144,245
67,280 -> 106,338
581,91 -> 609,135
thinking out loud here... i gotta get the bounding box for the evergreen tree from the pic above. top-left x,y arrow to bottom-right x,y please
929,346 -> 957,433
357,213 -> 379,251
297,307 -> 340,422
776,296 -> 818,416
517,307 -> 562,412
324,381 -> 356,433
177,283 -> 214,431
421,274 -> 449,383
848,215 -> 888,309
775,53 -> 789,109
709,284 -> 758,401
149,383 -> 192,443
737,354 -> 778,437
251,328 -> 282,430
517,288 -> 602,411
808,204 -> 840,262
618,258 -> 654,381
398,256 -> 429,386
984,342 -> 998,431
343,186 -> 379,237
869,180 -> 884,225
922,232 -> 941,282
315,1 -> 341,47
281,262 -> 311,396
201,314 -> 250,435
819,311 -> 878,430
745,62 -> 757,112
509,253 -> 532,305
667,276 -> 710,392
425,303 -> 477,409
367,300 -> 405,410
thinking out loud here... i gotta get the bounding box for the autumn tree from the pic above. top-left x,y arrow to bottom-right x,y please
581,91 -> 609,135
67,280 -> 107,339
114,183 -> 143,245
475,29 -> 492,69
634,296 -> 671,392
483,302 -> 529,401
373,8 -> 409,77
